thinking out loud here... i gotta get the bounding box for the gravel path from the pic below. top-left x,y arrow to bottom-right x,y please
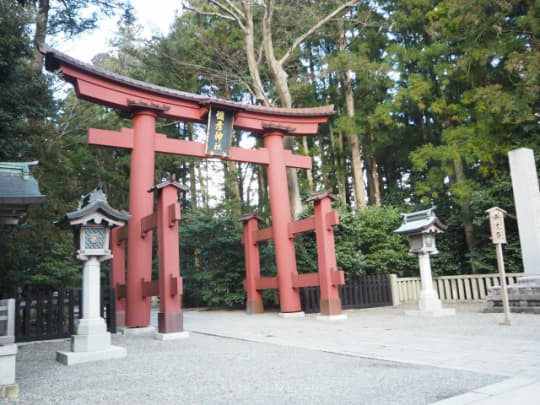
11,331 -> 502,405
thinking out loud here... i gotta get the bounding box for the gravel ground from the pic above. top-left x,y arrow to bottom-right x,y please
10,331 -> 503,405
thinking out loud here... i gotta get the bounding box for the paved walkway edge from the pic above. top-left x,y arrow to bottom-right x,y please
432,377 -> 539,404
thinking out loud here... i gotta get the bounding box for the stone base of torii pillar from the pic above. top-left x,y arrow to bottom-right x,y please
57,258 -> 126,365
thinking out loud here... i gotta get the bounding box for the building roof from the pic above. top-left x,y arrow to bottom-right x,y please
0,162 -> 47,225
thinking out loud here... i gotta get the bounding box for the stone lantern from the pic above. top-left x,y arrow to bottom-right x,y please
57,186 -> 130,365
394,207 -> 455,316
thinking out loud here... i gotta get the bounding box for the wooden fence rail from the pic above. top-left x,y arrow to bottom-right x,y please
395,273 -> 524,304
301,274 -> 392,314
14,288 -> 116,343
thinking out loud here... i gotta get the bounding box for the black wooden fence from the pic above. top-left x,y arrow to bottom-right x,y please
300,274 -> 392,314
14,287 -> 116,343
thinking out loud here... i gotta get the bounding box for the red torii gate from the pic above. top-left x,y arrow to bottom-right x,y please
41,46 -> 345,328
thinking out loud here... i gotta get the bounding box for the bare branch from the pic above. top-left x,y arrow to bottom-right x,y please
182,2 -> 236,23
219,0 -> 246,23
279,0 -> 360,66
208,0 -> 247,32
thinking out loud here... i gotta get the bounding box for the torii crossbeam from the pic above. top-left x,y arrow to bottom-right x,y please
41,45 -> 339,327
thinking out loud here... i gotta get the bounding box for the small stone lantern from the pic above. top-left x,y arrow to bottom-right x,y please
57,186 -> 130,365
394,207 -> 455,316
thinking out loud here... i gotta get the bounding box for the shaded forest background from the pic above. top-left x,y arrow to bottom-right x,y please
1,0 -> 538,307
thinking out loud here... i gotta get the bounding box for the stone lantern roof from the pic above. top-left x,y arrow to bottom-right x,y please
64,186 -> 130,227
0,161 -> 47,225
394,206 -> 447,235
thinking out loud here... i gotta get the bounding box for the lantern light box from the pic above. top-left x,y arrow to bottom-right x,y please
394,207 -> 447,255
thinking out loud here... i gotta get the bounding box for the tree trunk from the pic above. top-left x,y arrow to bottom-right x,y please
329,123 -> 347,203
453,158 -> 476,273
187,124 -> 198,209
196,161 -> 207,209
241,1 -> 269,105
318,131 -> 328,187
190,0 -> 358,217
366,149 -> 381,207
262,2 -> 303,218
341,24 -> 367,209
32,0 -> 50,69
225,160 -> 242,220
258,164 -> 269,215
302,136 -> 314,191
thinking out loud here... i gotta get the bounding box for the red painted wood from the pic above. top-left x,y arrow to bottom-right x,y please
141,280 -> 160,297
125,111 -> 156,327
288,217 -> 315,237
234,111 -> 327,135
313,196 -> 343,315
283,151 -> 312,170
326,211 -> 340,228
116,224 -> 129,242
89,128 -> 311,169
256,277 -> 279,290
156,183 -> 183,332
140,212 -> 158,236
62,66 -> 206,122
263,131 -> 301,313
332,270 -> 345,286
254,227 -> 273,243
51,55 -> 332,134
242,216 -> 264,313
89,128 -> 134,149
292,273 -> 320,288
168,203 -> 180,227
110,227 -> 126,327
42,48 -> 340,320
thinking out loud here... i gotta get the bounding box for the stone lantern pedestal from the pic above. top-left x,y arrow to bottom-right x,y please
412,253 -> 455,317
57,187 -> 130,365
57,258 -> 126,365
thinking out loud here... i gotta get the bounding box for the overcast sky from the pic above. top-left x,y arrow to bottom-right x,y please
52,0 -> 180,63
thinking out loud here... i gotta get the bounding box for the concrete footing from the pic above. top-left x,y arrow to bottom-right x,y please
278,311 -> 305,318
316,314 -> 348,321
155,331 -> 190,341
57,345 -> 127,366
119,326 -> 156,335
0,344 -> 17,386
405,308 -> 456,317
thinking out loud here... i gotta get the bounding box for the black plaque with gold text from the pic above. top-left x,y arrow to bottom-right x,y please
206,108 -> 234,157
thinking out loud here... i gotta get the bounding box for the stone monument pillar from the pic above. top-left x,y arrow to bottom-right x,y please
508,148 -> 540,276
486,148 -> 540,313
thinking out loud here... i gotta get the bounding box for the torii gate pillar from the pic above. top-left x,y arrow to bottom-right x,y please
126,110 -> 158,327
263,127 -> 302,314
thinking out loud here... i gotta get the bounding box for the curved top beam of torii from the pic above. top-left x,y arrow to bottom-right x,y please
40,45 -> 334,135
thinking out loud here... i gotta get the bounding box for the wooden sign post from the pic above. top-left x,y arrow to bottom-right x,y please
486,207 -> 511,325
